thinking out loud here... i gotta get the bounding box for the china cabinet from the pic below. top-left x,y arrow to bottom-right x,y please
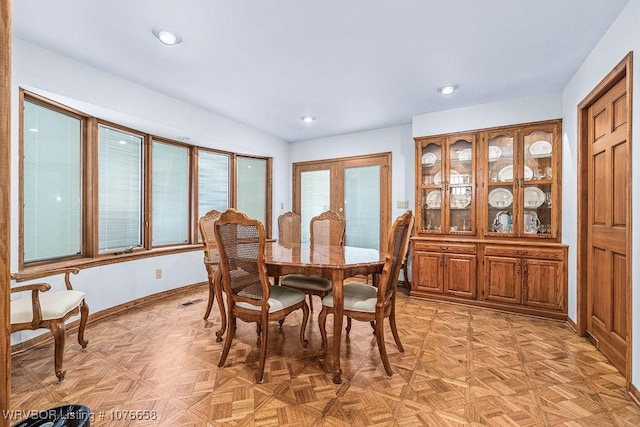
412,119 -> 567,320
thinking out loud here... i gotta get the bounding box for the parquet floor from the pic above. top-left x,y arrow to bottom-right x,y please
10,285 -> 640,426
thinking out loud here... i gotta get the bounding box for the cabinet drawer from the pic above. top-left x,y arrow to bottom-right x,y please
414,242 -> 476,254
484,245 -> 564,260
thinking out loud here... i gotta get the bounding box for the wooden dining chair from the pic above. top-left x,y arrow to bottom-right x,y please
318,210 -> 413,377
277,211 -> 301,245
214,208 -> 309,383
198,209 -> 229,342
280,210 -> 346,311
400,214 -> 415,290
10,268 -> 89,382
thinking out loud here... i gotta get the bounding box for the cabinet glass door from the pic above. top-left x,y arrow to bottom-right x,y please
521,128 -> 554,237
447,138 -> 473,233
420,140 -> 443,233
486,132 -> 515,236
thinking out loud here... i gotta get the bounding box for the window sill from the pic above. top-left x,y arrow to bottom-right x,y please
12,244 -> 204,282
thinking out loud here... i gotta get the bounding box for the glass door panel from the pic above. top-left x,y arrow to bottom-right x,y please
344,165 -> 380,250
300,169 -> 330,243
522,129 -> 554,237
486,133 -> 515,236
420,140 -> 443,233
448,138 -> 473,233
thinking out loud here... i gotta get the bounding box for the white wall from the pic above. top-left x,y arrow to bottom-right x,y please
412,91 -> 563,137
10,39 -> 290,343
290,124 -> 415,223
561,0 -> 640,386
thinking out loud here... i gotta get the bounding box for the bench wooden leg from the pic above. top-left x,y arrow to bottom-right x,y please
78,300 -> 89,348
50,320 -> 66,382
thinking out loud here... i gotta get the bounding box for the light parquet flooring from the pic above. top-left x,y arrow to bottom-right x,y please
10,285 -> 640,426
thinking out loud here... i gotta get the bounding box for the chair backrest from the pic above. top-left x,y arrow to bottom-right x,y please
198,209 -> 223,265
278,211 -> 301,244
377,211 -> 413,304
310,210 -> 346,246
400,214 -> 415,265
214,209 -> 270,306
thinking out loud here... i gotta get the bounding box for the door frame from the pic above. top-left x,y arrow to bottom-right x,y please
577,52 -> 633,384
292,152 -> 392,250
1,0 -> 11,418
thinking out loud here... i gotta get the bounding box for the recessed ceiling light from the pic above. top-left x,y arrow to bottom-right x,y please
438,85 -> 458,96
301,116 -> 316,123
152,27 -> 183,46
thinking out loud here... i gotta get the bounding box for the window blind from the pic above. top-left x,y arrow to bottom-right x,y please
236,157 -> 266,225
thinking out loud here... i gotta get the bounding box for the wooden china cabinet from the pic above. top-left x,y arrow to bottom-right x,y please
412,119 -> 567,320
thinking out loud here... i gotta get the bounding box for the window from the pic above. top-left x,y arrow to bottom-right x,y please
197,149 -> 230,218
19,91 -> 272,269
152,140 -> 190,245
237,156 -> 268,226
98,124 -> 144,252
22,99 -> 83,263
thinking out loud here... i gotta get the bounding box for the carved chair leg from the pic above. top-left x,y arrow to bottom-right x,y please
203,276 -> 215,320
257,311 -> 269,384
318,306 -> 329,360
218,315 -> 235,368
374,315 -> 392,377
403,262 -> 410,291
77,300 -> 89,348
300,302 -> 309,348
308,294 -> 314,312
346,317 -> 352,335
389,305 -> 404,354
278,319 -> 285,330
50,320 -> 67,382
370,320 -> 376,335
214,270 -> 227,342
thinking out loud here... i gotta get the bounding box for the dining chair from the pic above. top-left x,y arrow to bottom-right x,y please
400,214 -> 415,290
198,209 -> 228,342
280,210 -> 346,311
10,268 -> 89,382
318,210 -> 413,377
277,211 -> 301,245
214,208 -> 309,383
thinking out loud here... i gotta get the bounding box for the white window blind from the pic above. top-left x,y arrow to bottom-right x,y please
345,165 -> 380,250
152,141 -> 190,245
237,157 -> 266,225
198,150 -> 230,218
98,125 -> 143,252
23,100 -> 82,263
300,169 -> 330,243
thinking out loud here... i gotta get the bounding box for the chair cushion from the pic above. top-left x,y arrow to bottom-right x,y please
237,285 -> 306,313
280,274 -> 332,292
322,283 -> 377,313
11,290 -> 85,325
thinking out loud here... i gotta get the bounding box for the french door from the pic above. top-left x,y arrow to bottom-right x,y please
292,153 -> 391,250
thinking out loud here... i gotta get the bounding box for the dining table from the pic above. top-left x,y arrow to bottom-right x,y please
264,241 -> 385,384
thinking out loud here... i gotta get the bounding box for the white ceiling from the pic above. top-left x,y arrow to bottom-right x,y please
13,0 -> 630,143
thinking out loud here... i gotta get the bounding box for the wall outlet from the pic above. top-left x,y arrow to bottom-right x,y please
397,200 -> 409,209
155,269 -> 163,279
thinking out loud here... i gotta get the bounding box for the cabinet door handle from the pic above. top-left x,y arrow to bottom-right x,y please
516,261 -> 521,275
439,255 -> 444,267
523,261 -> 528,276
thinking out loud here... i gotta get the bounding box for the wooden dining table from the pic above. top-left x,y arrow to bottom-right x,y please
264,242 -> 385,384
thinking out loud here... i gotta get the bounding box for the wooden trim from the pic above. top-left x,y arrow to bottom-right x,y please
414,118 -> 563,141
11,281 -> 207,355
576,52 -> 633,385
292,152 -> 392,250
12,243 -> 203,281
1,0 -> 11,420
566,316 -> 578,334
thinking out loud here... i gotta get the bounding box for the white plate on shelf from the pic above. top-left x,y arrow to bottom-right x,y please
458,148 -> 472,162
497,165 -> 533,181
524,186 -> 545,208
421,152 -> 437,166
488,188 -> 513,208
529,140 -> 552,156
426,190 -> 441,208
451,193 -> 471,209
488,145 -> 502,161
